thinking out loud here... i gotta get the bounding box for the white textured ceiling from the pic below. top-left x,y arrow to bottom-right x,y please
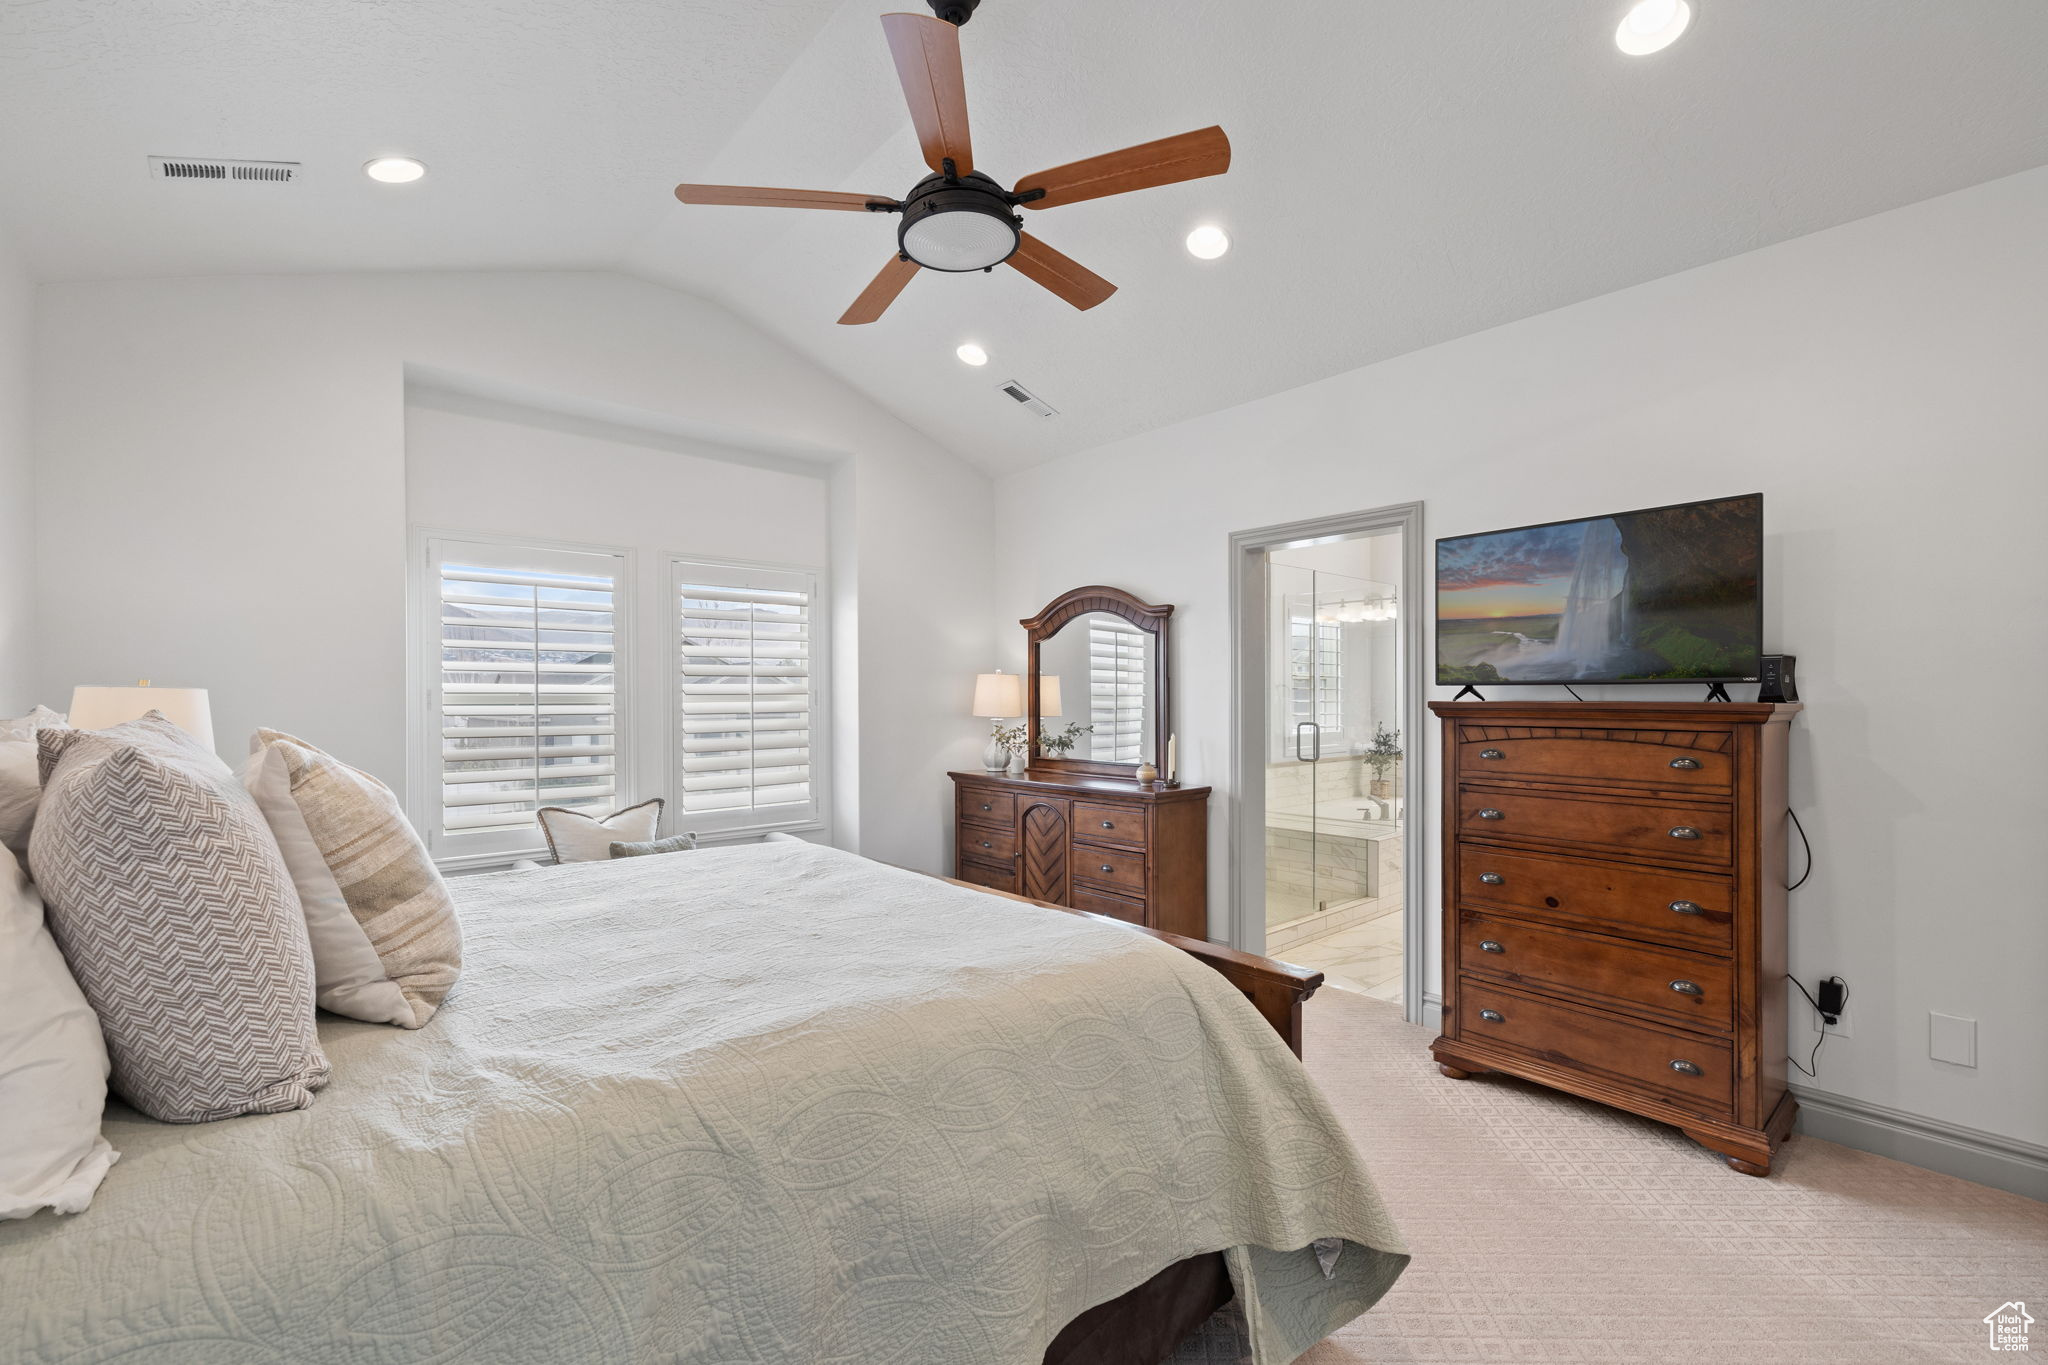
4,1 -> 2047,472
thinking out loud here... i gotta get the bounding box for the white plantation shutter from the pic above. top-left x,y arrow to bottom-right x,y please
1089,619 -> 1147,763
672,559 -> 824,833
428,539 -> 626,856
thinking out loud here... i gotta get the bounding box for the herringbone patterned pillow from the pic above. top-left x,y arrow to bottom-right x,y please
30,713 -> 329,1124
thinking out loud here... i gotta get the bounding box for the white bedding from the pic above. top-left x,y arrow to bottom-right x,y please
0,841 -> 1407,1363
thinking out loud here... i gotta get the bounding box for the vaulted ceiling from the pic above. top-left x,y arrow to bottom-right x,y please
4,0 -> 2046,471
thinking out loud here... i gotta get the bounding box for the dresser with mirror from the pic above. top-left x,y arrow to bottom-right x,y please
949,586 -> 1212,938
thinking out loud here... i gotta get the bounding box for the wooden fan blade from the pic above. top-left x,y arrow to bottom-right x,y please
674,184 -> 897,212
839,255 -> 921,325
1014,126 -> 1231,210
1004,233 -> 1116,311
880,13 -> 973,175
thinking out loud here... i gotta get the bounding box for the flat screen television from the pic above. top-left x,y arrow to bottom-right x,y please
1436,493 -> 1762,686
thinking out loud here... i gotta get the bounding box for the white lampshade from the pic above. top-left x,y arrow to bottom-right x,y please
1038,675 -> 1062,719
68,685 -> 215,753
971,671 -> 1025,719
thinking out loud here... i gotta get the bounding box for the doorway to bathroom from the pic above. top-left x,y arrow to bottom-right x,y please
1230,503 -> 1424,1021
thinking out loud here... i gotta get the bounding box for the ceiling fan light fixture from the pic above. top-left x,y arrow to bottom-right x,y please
363,156 -> 426,183
956,342 -> 989,366
1185,224 -> 1230,259
1615,0 -> 1693,55
897,170 -> 1020,272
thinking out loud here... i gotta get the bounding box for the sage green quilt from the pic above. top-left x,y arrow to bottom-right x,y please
2,842 -> 1406,1363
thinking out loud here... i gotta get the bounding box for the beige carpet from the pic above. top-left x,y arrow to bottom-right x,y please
1176,986 -> 2048,1364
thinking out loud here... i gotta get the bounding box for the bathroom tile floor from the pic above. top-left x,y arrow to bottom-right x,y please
1275,904 -> 1404,1006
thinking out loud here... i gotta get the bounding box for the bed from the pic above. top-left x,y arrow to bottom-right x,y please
0,841 -> 1407,1363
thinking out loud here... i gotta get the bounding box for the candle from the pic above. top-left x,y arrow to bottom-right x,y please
1167,734 -> 1177,784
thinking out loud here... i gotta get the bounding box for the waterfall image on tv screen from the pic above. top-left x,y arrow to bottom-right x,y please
1436,494 -> 1762,685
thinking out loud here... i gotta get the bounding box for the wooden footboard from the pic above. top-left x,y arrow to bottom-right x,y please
944,879 -> 1325,1057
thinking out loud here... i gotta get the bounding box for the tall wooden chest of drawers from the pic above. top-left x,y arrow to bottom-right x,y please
1428,701 -> 1802,1175
948,769 -> 1211,940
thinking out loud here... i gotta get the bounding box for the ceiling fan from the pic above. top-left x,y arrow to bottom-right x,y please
673,0 -> 1231,325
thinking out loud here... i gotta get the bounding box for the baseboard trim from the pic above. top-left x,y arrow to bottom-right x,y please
1791,1083 -> 2048,1202
1401,995 -> 2040,1199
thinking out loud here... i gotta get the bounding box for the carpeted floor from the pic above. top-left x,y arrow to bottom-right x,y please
1174,986 -> 2048,1364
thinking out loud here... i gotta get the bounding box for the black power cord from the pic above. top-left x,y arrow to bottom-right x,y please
1562,684 -> 1586,701
1787,807 -> 1814,891
1786,974 -> 1848,1078
1783,808 -> 1830,1076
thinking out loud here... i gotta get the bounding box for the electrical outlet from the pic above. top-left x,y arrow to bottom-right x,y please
1798,985 -> 1852,1037
1929,1012 -> 1977,1068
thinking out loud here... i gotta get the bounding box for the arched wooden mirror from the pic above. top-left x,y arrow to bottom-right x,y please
1023,586 -> 1173,779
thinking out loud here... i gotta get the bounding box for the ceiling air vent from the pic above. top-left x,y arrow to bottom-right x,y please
997,379 -> 1057,418
149,157 -> 300,184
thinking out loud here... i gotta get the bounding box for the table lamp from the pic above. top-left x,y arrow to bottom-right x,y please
971,671 -> 1024,773
67,682 -> 215,754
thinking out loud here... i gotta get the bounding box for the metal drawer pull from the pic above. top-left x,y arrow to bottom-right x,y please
1479,748 -> 1506,760
1669,980 -> 1703,996
1669,757 -> 1701,770
1101,865 -> 1114,874
1477,808 -> 1505,821
1479,939 -> 1505,954
1101,820 -> 1114,829
1669,899 -> 1703,915
1668,1059 -> 1703,1077
979,802 -> 993,811
1668,826 -> 1701,840
1479,872 -> 1505,885
979,840 -> 993,849
1479,1009 -> 1505,1023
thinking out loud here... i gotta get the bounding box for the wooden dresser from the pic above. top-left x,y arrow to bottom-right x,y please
948,769 -> 1211,939
1428,700 -> 1801,1175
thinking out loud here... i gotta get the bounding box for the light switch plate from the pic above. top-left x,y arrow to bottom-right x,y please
1929,1011 -> 1977,1068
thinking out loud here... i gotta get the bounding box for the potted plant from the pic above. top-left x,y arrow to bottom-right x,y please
1366,723 -> 1403,799
991,722 -> 1031,775
1040,722 -> 1093,759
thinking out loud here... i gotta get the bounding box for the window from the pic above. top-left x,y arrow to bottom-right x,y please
1089,619 -> 1147,763
672,558 -> 825,835
1289,616 -> 1343,736
420,537 -> 627,861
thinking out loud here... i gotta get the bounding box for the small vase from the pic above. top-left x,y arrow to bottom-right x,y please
1007,750 -> 1028,776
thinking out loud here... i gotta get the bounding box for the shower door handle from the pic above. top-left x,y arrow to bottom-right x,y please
1294,721 -> 1322,762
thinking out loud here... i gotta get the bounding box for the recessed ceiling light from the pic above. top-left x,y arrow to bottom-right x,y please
1185,225 -> 1231,260
1615,0 -> 1693,55
364,157 -> 426,184
956,342 -> 989,367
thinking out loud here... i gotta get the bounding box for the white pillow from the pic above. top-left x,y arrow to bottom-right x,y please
241,744 -> 416,1026
0,706 -> 66,858
0,842 -> 118,1220
537,798 -> 664,863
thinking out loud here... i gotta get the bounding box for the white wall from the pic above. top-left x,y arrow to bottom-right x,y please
995,168 -> 2048,1149
33,271 -> 994,873
0,223 -> 31,712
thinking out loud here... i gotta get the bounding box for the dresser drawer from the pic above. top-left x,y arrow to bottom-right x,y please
1458,979 -> 1733,1117
1070,885 -> 1147,925
1073,845 -> 1147,895
1458,787 -> 1732,866
958,823 -> 1017,862
1458,727 -> 1731,791
1073,801 -> 1147,849
957,857 -> 1018,895
957,788 -> 1016,829
1460,911 -> 1733,1032
1458,847 -> 1733,953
